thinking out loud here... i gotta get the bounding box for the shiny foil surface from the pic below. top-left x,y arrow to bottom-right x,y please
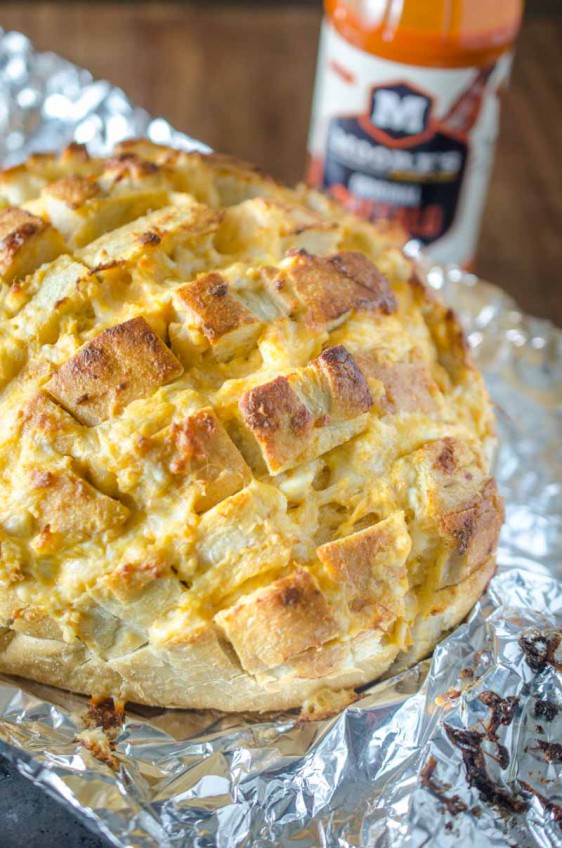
0,27 -> 561,848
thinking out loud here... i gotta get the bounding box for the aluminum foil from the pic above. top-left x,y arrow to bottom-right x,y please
0,26 -> 561,848
0,28 -> 209,164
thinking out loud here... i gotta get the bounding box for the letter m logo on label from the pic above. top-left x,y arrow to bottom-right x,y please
367,83 -> 433,146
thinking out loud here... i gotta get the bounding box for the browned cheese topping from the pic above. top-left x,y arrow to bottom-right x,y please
0,141 -> 501,711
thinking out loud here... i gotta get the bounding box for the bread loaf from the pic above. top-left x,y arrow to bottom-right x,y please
0,141 -> 501,710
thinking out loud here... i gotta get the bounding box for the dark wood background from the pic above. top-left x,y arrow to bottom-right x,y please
0,1 -> 561,324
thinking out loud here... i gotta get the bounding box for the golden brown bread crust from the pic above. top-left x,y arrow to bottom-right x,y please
271,249 -> 397,329
357,352 -> 438,415
238,345 -> 373,474
45,317 -> 184,425
178,272 -> 255,341
313,344 -> 374,419
27,467 -> 129,552
43,175 -> 101,208
317,511 -> 410,627
174,271 -> 261,361
215,568 -> 340,673
239,375 -> 314,472
0,557 -> 495,711
0,141 -> 501,711
0,207 -> 65,284
162,407 -> 251,513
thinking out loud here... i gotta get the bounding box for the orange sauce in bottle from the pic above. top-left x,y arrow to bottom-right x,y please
308,0 -> 524,265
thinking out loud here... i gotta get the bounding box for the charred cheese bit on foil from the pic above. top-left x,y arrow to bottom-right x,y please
0,141 -> 500,711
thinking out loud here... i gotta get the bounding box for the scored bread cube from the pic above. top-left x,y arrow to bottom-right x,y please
192,482 -> 291,601
268,249 -> 397,330
0,143 -> 102,205
215,567 -> 339,673
26,465 -> 129,551
239,376 -> 312,474
317,512 -> 411,628
39,173 -> 170,249
171,272 -> 262,362
413,285 -> 471,382
115,140 -> 283,207
96,152 -> 171,194
392,437 -> 486,520
164,407 -> 252,512
86,548 -> 184,636
390,437 -> 503,588
45,316 -> 184,426
216,196 -> 340,258
354,351 -> 439,415
296,183 -> 408,257
20,393 -> 81,455
0,165 -> 48,206
113,141 -> 220,206
11,255 -> 93,346
238,345 -> 373,474
77,199 -> 221,270
310,345 -> 375,421
438,478 -> 504,587
0,208 -> 65,285
43,175 -> 101,208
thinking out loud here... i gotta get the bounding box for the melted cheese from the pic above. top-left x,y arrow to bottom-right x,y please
0,141 -> 499,689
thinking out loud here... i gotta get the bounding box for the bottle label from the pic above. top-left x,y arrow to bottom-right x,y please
307,21 -> 513,266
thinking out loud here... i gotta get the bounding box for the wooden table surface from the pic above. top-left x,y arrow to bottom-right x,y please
0,1 -> 560,325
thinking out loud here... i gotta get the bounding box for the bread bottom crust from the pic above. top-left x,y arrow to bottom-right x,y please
0,557 -> 495,712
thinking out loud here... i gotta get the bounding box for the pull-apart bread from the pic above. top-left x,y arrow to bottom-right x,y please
0,142 -> 502,711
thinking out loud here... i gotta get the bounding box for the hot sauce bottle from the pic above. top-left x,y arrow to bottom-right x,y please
307,0 -> 524,266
